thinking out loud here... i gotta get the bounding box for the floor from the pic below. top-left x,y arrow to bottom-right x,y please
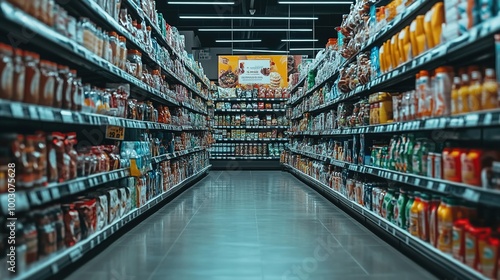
67,171 -> 437,280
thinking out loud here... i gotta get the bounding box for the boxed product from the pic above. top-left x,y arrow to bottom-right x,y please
106,189 -> 120,224
95,194 -> 108,231
118,188 -> 128,218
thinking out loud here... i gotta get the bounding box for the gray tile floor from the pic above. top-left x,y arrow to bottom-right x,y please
67,171 -> 437,280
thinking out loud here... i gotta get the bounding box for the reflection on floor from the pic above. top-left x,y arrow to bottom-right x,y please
67,171 -> 437,280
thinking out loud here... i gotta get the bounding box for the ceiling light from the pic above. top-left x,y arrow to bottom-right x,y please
290,48 -> 324,51
281,39 -> 319,42
216,39 -> 262,43
233,49 -> 289,53
168,1 -> 235,4
180,15 -> 318,20
279,1 -> 352,4
199,28 -> 312,32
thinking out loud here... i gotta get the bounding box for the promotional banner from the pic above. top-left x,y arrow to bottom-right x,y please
218,55 -> 302,88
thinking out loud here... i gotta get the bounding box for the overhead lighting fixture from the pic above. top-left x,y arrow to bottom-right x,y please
199,28 -> 312,32
233,49 -> 289,53
168,1 -> 235,4
290,48 -> 324,51
281,39 -> 319,42
216,39 -> 262,43
180,15 -> 318,20
279,1 -> 352,4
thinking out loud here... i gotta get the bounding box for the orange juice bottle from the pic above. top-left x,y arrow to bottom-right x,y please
410,193 -> 421,237
438,197 -> 458,254
451,76 -> 461,115
429,196 -> 441,247
418,193 -> 430,242
468,66 -> 483,112
482,68 -> 499,110
458,69 -> 471,114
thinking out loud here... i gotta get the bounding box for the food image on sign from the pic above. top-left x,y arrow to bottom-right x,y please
270,72 -> 282,89
219,70 -> 238,88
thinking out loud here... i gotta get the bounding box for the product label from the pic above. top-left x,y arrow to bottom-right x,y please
410,212 -> 419,237
452,227 -> 464,261
465,234 -> 476,267
438,221 -> 453,253
434,155 -> 442,179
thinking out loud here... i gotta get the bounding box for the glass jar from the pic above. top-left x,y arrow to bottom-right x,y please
108,31 -> 119,67
0,43 -> 14,100
118,36 -> 127,70
39,60 -> 56,107
81,18 -> 95,53
23,51 -> 41,105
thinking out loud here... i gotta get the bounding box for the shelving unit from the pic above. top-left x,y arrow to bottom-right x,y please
282,164 -> 485,280
6,165 -> 211,280
211,95 -> 289,170
282,0 -> 500,277
0,0 -> 212,279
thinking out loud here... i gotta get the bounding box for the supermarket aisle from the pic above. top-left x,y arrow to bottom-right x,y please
67,171 -> 436,280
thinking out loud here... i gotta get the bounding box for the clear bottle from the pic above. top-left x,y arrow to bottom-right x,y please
482,68 -> 499,110
468,66 -> 482,112
451,76 -> 461,115
458,69 -> 470,114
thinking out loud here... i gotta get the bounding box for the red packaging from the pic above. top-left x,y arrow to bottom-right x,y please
465,224 -> 491,270
479,234 -> 499,277
65,133 -> 78,180
258,102 -> 265,109
75,198 -> 97,239
23,218 -> 38,264
460,149 -> 498,187
62,203 -> 81,247
52,132 -> 70,182
453,219 -> 469,263
34,209 -> 57,256
443,147 -> 466,183
258,87 -> 266,98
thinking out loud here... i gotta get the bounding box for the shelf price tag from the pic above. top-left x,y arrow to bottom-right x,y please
106,126 -> 125,140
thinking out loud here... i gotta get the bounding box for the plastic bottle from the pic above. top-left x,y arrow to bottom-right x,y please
453,219 -> 469,262
404,134 -> 415,174
418,193 -> 430,242
434,66 -> 454,117
418,71 -> 431,118
382,188 -> 394,220
395,188 -> 409,229
465,222 -> 491,270
481,68 -> 499,110
451,76 -> 461,115
458,69 -> 471,114
410,193 -> 421,237
468,66 -> 483,112
429,196 -> 441,248
405,192 -> 415,231
438,197 -> 457,254
442,145 -> 466,183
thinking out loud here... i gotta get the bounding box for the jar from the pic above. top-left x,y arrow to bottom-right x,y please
102,32 -> 111,63
33,133 -> 47,187
53,64 -> 64,108
23,51 -> 41,105
12,49 -> 25,102
58,65 -> 73,110
23,218 -> 38,264
95,27 -> 104,58
127,49 -> 142,78
81,18 -> 95,52
72,75 -> 83,111
118,36 -> 127,70
108,32 -> 119,67
65,133 -> 78,180
0,43 -> 14,100
39,60 -> 56,107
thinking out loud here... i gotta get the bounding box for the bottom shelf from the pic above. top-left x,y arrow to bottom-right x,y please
282,163 -> 486,280
12,165 -> 211,280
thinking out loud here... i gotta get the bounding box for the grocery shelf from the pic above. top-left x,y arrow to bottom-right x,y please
340,15 -> 500,103
0,100 -> 184,131
12,164 -> 211,280
290,109 -> 500,137
181,102 -> 208,115
215,109 -> 286,113
282,163 -> 485,280
288,75 -> 307,95
286,149 -> 500,207
213,125 -> 289,129
181,126 -> 209,131
214,98 -> 289,102
152,147 -> 206,164
210,156 -> 280,160
184,63 -> 211,88
0,2 -> 181,108
215,138 -> 289,142
0,168 -> 130,215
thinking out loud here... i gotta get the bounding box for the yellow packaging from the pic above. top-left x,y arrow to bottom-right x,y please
451,76 -> 461,115
409,20 -> 419,58
482,68 -> 499,110
380,44 -> 387,73
424,8 -> 435,49
431,2 -> 445,47
384,40 -> 392,72
414,15 -> 427,55
458,70 -> 471,114
379,100 -> 393,124
400,26 -> 412,62
391,34 -> 401,68
468,67 -> 483,112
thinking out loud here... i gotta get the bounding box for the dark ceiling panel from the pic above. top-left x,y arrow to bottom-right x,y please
157,0 -> 348,49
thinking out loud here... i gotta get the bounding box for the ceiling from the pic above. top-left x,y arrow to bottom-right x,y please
157,0 -> 351,53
